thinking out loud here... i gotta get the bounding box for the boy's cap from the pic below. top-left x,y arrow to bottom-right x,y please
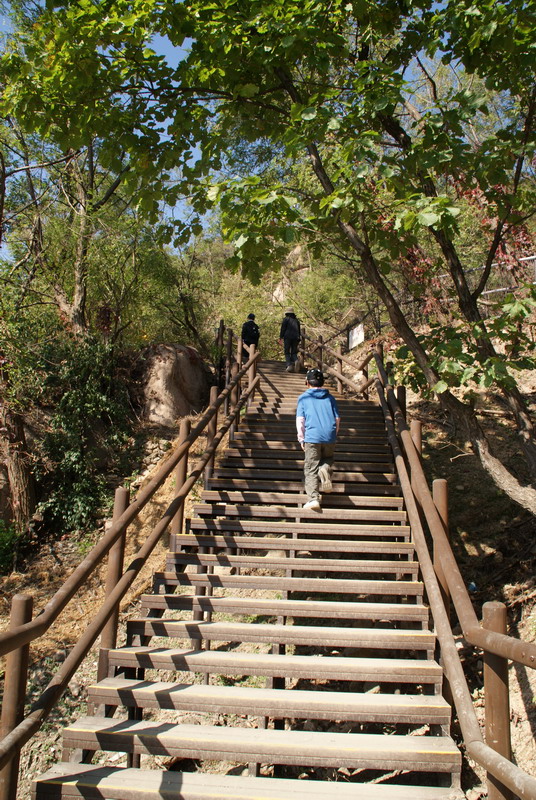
306,368 -> 324,386
247,313 -> 255,319
285,307 -> 294,314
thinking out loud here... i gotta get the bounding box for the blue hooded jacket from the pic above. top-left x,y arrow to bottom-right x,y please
296,388 -> 340,443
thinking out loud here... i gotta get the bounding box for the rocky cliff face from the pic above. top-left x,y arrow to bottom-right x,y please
142,344 -> 214,426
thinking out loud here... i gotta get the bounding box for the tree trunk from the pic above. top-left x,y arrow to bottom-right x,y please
439,390 -> 536,514
1,405 -> 36,534
305,134 -> 536,512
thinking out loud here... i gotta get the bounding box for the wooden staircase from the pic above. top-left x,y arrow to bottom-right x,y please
34,360 -> 463,799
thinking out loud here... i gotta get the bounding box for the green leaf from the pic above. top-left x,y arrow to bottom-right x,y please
236,83 -> 259,97
417,211 -> 440,227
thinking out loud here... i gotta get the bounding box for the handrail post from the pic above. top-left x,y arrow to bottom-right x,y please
247,345 -> 256,411
432,478 -> 451,618
362,362 -> 369,400
0,593 -> 33,800
300,327 -> 306,371
237,336 -> 244,368
431,477 -> 454,717
408,417 -> 422,501
376,342 -> 384,363
410,419 -> 422,455
224,328 -> 233,415
216,319 -> 225,388
396,385 -> 406,419
317,335 -> 323,370
336,345 -> 343,393
203,389 -> 218,489
172,418 -> 191,536
97,486 -> 130,683
229,362 -> 239,442
483,601 -> 514,800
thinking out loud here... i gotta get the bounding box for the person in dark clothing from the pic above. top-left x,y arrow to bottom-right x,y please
241,313 -> 260,351
296,368 -> 340,512
279,307 -> 301,372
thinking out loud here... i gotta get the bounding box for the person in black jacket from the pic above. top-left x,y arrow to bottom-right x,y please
241,313 -> 260,352
279,307 -> 301,372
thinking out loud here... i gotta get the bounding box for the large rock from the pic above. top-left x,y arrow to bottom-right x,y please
143,344 -> 214,426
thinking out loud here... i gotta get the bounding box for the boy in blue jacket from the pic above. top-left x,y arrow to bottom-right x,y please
296,368 -> 340,512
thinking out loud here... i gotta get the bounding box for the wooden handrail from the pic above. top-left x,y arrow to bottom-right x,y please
301,334 -> 536,799
0,351 -> 259,658
375,376 -> 536,800
0,370 -> 261,770
302,332 -> 374,374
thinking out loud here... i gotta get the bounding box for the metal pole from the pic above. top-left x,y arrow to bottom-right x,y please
97,487 -> 130,682
483,602 -> 513,800
203,389 -> 218,488
0,593 -> 33,800
172,419 -> 191,538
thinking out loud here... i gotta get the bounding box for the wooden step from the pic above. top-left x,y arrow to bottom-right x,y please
212,469 -> 397,484
250,417 -> 387,428
166,553 -> 419,577
219,458 -> 394,473
243,420 -> 386,433
61,716 -> 460,774
187,518 -> 411,538
174,533 -> 413,555
192,503 -> 403,521
225,448 -> 393,462
107,647 -> 441,684
84,680 -> 451,724
152,572 -> 423,598
126,619 -> 434,651
140,594 -> 429,623
34,763 -> 464,799
229,441 -> 392,454
207,477 -> 402,496
198,490 -> 405,508
232,430 -> 387,443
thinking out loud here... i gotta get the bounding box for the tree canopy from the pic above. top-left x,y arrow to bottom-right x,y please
1,0 -> 536,514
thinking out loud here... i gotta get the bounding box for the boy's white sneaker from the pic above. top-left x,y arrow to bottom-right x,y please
318,465 -> 333,493
303,499 -> 321,512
